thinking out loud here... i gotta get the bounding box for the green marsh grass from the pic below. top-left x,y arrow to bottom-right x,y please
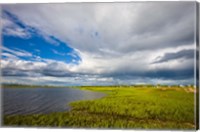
3,86 -> 195,129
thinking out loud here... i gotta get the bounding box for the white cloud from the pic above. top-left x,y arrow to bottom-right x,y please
2,46 -> 32,57
52,49 -> 65,56
2,18 -> 31,38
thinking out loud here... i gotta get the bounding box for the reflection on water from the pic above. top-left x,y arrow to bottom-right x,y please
3,87 -> 104,115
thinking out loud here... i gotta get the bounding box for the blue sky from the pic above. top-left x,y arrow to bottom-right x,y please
1,2 -> 196,86
2,10 -> 81,64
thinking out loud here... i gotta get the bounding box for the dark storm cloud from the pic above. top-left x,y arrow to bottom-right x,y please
153,49 -> 194,64
2,68 -> 29,77
102,66 -> 194,81
2,63 -> 74,78
42,70 -> 73,77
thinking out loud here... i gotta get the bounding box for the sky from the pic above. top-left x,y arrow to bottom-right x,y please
1,2 -> 197,86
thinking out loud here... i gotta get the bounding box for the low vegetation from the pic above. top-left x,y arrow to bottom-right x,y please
2,84 -> 66,88
3,86 -> 195,129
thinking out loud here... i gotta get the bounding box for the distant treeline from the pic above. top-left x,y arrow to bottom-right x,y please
1,83 -> 195,88
1,84 -> 67,88
78,84 -> 195,88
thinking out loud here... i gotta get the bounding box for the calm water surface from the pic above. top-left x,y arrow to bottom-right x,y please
3,87 -> 105,115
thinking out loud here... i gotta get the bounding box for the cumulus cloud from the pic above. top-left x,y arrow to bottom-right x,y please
1,2 -> 197,85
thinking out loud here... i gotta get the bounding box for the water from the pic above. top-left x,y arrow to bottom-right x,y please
3,87 -> 105,115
